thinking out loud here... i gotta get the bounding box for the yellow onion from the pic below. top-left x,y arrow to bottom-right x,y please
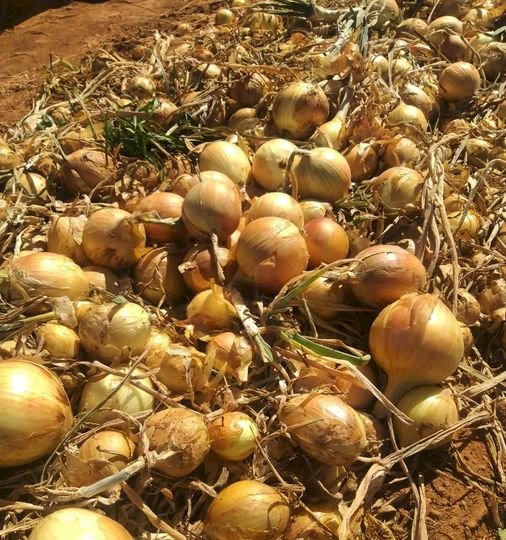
195,62 -> 222,80
304,218 -> 349,267
272,82 -> 329,140
204,480 -> 290,540
79,367 -> 155,424
182,176 -> 242,241
215,8 -> 235,25
180,244 -> 233,293
145,327 -> 172,352
393,386 -> 459,448
79,302 -> 151,363
351,245 -> 427,308
47,215 -> 89,266
299,200 -> 332,223
285,505 -> 340,540
439,62 -> 481,102
294,147 -> 351,203
248,12 -> 283,32
387,102 -> 428,131
229,108 -> 257,129
6,171 -> 49,201
303,277 -> 346,320
382,137 -> 420,167
246,192 -> 304,229
311,114 -> 347,149
135,191 -> 184,245
280,393 -> 367,465
127,75 -> 155,98
230,73 -> 270,107
371,54 -> 389,78
448,209 -> 482,240
82,208 -> 146,270
465,137 -> 492,166
481,42 -> 506,81
427,16 -> 463,47
368,0 -> 400,28
344,142 -> 378,182
205,332 -> 253,382
369,293 -> 464,406
252,138 -> 297,191
82,265 -> 122,294
199,141 -> 251,186
372,166 -> 424,214
37,322 -> 80,358
440,34 -> 470,62
400,83 -> 439,120
236,217 -> 308,293
172,173 -> 200,198
61,149 -> 115,195
145,407 -> 210,477
74,300 -> 94,322
477,278 -> 506,315
469,33 -> 495,54
0,145 -> 21,169
0,360 -> 73,467
208,412 -> 259,461
9,252 -> 89,301
186,286 -> 237,331
79,430 -> 135,470
397,17 -> 428,36
146,344 -> 205,393
28,508 -> 133,540
134,247 -> 188,305
455,289 -> 480,325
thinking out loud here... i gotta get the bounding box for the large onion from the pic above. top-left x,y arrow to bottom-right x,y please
61,149 -> 115,195
0,360 -> 73,467
427,16 -> 463,47
47,215 -> 89,266
439,62 -> 481,102
208,411 -> 259,461
251,138 -> 298,191
246,192 -> 304,229
372,166 -> 424,214
199,141 -> 251,186
135,191 -> 184,245
204,480 -> 290,540
205,331 -> 253,383
180,244 -> 233,293
387,103 -> 428,131
304,218 -> 349,267
236,217 -> 308,293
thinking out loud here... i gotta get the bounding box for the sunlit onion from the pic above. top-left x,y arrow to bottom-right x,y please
387,103 -> 428,131
299,200 -> 332,223
230,73 -> 270,107
285,505 -> 340,540
199,141 -> 251,186
246,192 -> 304,229
372,166 -> 424,214
427,16 -> 463,47
180,244 -> 233,293
186,286 -> 237,331
344,142 -> 378,182
61,149 -> 115,195
382,137 -> 420,167
205,332 -> 253,383
252,138 -> 298,191
37,322 -> 80,358
304,218 -> 349,267
82,265 -> 122,294
135,192 -> 184,245
439,62 -> 481,102
302,277 -> 347,320
208,412 -> 259,461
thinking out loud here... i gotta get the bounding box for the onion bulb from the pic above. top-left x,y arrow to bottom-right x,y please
439,62 -> 481,102
388,103 -> 428,131
350,244 -> 427,308
229,108 -> 257,129
82,208 -> 146,270
448,209 -> 482,240
372,166 -> 424,214
393,386 -> 459,448
205,332 -> 253,382
299,200 -> 332,223
252,138 -> 297,191
272,82 -> 329,140
427,16 -> 463,47
61,149 -> 115,195
382,137 -> 420,167
311,115 -> 346,148
0,360 -> 73,467
369,293 -> 464,407
186,286 -> 237,331
208,412 -> 259,461
199,141 -> 251,186
294,147 -> 351,203
37,322 -> 80,358
204,480 -> 290,540
246,192 -> 304,229
135,191 -> 184,245
304,218 -> 349,267
249,12 -> 283,33
47,215 -> 89,266
440,34 -> 470,62
400,83 -> 439,120
477,279 -> 506,315
397,17 -> 428,36
28,508 -> 133,540
344,142 -> 378,182
280,393 -> 367,465
128,75 -> 155,98
79,302 -> 151,363
455,289 -> 480,325
0,145 -> 20,170
180,244 -> 233,293
7,171 -> 48,201
172,173 -> 200,197
236,217 -> 308,293
145,407 -> 210,477
215,8 -> 235,25
230,73 -> 270,107
480,42 -> 506,81
82,265 -> 122,294
303,277 -> 346,320
285,505 -> 340,540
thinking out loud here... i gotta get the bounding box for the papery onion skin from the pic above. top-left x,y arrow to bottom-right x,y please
246,192 -> 304,229
199,141 -> 251,186
382,137 -> 420,167
372,166 -> 424,214
344,142 -> 378,182
79,430 -> 135,470
36,322 -> 80,358
280,393 -> 367,465
351,245 -> 427,308
208,411 -> 259,461
252,138 -> 298,191
439,62 -> 481,102
204,480 -> 290,540
186,286 -> 237,331
28,507 -> 133,540
0,360 -> 73,467
456,289 -> 481,325
299,199 -> 333,223
135,191 -> 184,245
285,505 -> 340,540
181,244 -> 232,293
304,218 -> 349,267
47,215 -> 89,266
236,217 -> 309,293
61,149 -> 116,195
145,407 -> 210,477
205,332 -> 253,383
388,103 -> 428,131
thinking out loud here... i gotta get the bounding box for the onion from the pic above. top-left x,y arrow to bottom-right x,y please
439,62 -> 481,102
372,166 -> 424,214
181,244 -> 233,293
382,137 -> 420,167
9,252 -> 89,301
448,209 -> 482,240
204,480 -> 290,540
82,265 -> 122,294
397,17 -> 428,36
82,208 -> 146,270
369,293 -> 464,407
205,332 -> 253,383
271,82 -> 329,140
481,42 -> 506,81
172,173 -> 200,197
427,16 -> 463,47
134,247 -> 188,305
230,73 -> 270,107
400,83 -> 438,120
199,141 -> 251,186
229,107 -> 257,129
393,386 -> 459,448
294,147 -> 352,203
344,142 -> 378,182
0,360 -> 73,467
350,245 -> 427,308
477,279 -> 506,315
79,430 -> 135,469
304,218 -> 349,267
79,367 -> 155,423
299,200 -> 332,223
146,327 -> 172,352
79,302 -> 151,363
195,62 -> 222,80
246,192 -> 304,229
252,138 -> 297,191
248,12 -> 283,33
470,33 -> 495,54
7,171 -> 49,201
456,290 -> 480,326
303,277 -> 346,320
186,286 -> 237,331
368,0 -> 400,28
28,508 -> 133,540
280,393 -> 367,465
208,411 -> 259,461
236,217 -> 308,293
61,149 -> 115,195
440,34 -> 470,62
145,407 -> 210,477
215,8 -> 235,25
311,114 -> 347,148
182,176 -> 242,241
387,103 -> 428,131
127,75 -> 155,98
47,215 -> 88,266
135,192 -> 184,245
0,145 -> 21,169
285,505 -> 340,540
37,322 -> 80,358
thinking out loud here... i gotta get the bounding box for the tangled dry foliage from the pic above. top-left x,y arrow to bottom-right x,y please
0,0 -> 505,538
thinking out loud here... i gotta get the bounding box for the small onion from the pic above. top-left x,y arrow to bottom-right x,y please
397,17 -> 428,36
271,81 -> 329,140
299,199 -> 332,223
236,217 -> 309,293
311,115 -> 346,148
427,16 -> 463,47
205,332 -> 253,383
304,218 -> 349,267
61,149 -> 115,195
393,386 -> 459,448
230,73 -> 270,107
215,8 -> 235,25
280,393 -> 367,465
0,360 -> 73,467
145,328 -> 172,352
246,192 -> 304,229
36,322 -> 80,358
252,138 -> 297,191
481,42 -> 506,81
28,508 -> 133,540
387,103 -> 428,131
208,411 -> 259,461
439,62 -> 481,102
181,244 -> 233,293
47,215 -> 89,266
350,244 -> 427,308
79,302 -> 151,363
145,407 -> 210,477
344,142 -> 378,182
249,12 -> 283,33
229,108 -> 257,129
204,480 -> 290,540
477,279 -> 506,315
172,173 -> 200,197
382,137 -> 420,167
448,209 -> 482,240
0,145 -> 21,169
7,171 -> 49,201
440,34 -> 470,62
456,289 -> 480,325
78,430 -> 135,471
199,141 -> 251,186
135,192 -> 184,245
82,265 -> 122,294
367,0 -> 400,28
369,293 -> 464,407
372,166 -> 424,214
186,286 -> 237,331
303,277 -> 346,320
79,367 -> 155,424
127,75 -> 155,98
285,505 -> 340,540
82,208 -> 146,270
400,83 -> 439,120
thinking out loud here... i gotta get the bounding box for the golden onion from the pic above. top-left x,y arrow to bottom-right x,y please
344,142 -> 378,182
82,265 -> 122,294
248,12 -> 283,32
397,17 -> 428,36
448,209 -> 482,240
215,8 -> 235,25
400,83 -> 438,120
387,102 -> 428,131
36,322 -> 80,358
382,137 -> 420,167
252,138 -> 298,191
199,141 -> 251,186
372,166 -> 424,214
135,191 -> 184,245
477,278 -> 506,315
246,192 -> 304,229
79,430 -> 135,470
186,286 -> 237,331
311,114 -> 347,148
205,331 -> 253,382
228,108 -> 257,129
7,171 -> 49,201
171,173 -> 200,197
481,42 -> 506,81
181,243 -> 233,293
208,411 -> 259,461
61,148 -> 115,195
440,34 -> 470,62
47,215 -> 89,266
285,505 -> 340,540
455,289 -> 481,325
303,276 -> 346,320
439,62 -> 481,102
230,72 -> 270,107
304,217 -> 349,267
427,16 -> 463,47
127,75 -> 155,98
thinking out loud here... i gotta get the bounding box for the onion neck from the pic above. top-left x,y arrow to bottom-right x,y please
372,377 -> 410,419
